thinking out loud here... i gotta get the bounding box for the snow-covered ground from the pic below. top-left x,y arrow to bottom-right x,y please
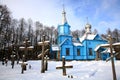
0,60 -> 120,80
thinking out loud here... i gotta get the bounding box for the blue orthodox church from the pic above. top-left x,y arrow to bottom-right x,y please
51,7 -> 109,60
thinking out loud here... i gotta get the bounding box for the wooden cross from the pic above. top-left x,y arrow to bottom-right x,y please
96,36 -> 120,80
37,49 -> 49,72
37,35 -> 49,73
56,56 -> 73,76
19,38 -> 33,61
106,53 -> 119,62
106,35 -> 117,80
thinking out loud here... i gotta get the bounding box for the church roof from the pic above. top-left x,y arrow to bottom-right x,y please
79,34 -> 97,42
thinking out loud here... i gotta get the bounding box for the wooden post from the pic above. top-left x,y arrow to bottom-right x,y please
56,56 -> 73,76
21,62 -> 25,74
96,51 -> 99,61
22,55 -> 26,70
41,35 -> 45,73
57,50 -> 60,61
19,55 -> 28,74
45,55 -> 48,71
20,61 -> 28,74
62,56 -> 66,76
11,53 -> 15,69
109,35 -> 117,80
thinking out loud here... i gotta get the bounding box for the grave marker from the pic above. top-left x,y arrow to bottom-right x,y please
56,56 -> 73,76
106,35 -> 117,80
19,38 -> 33,61
37,35 -> 49,73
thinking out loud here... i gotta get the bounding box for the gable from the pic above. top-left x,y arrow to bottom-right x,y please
94,34 -> 103,40
60,38 -> 73,46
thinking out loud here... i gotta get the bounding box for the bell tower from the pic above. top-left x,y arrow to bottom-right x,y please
57,5 -> 72,44
58,5 -> 70,36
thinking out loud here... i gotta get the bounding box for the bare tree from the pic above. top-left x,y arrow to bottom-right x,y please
107,28 -> 112,35
53,29 -> 58,44
18,18 -> 26,44
112,28 -> 120,42
27,18 -> 33,45
0,5 -> 11,49
10,19 -> 18,42
72,30 -> 81,38
0,5 -> 11,34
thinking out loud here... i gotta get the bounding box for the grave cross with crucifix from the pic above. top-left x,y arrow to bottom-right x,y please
37,35 -> 49,73
19,38 -> 33,61
19,38 -> 33,74
96,35 -> 120,80
56,56 -> 73,76
106,35 -> 117,80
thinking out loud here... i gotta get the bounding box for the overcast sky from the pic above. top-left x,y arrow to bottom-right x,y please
1,0 -> 120,34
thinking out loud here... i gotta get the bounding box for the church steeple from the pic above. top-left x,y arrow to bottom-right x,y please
57,4 -> 70,36
62,4 -> 67,25
57,5 -> 72,44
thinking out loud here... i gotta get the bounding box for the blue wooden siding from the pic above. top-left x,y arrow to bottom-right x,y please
81,39 -> 108,60
60,45 -> 74,60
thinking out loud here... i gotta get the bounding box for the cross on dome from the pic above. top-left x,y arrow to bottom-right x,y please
62,4 -> 67,25
85,17 -> 92,34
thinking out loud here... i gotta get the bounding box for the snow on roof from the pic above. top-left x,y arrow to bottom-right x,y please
19,46 -> 25,50
113,42 -> 120,46
52,45 -> 60,51
101,48 -> 115,53
19,46 -> 34,50
94,42 -> 120,51
94,45 -> 100,51
38,41 -> 50,45
73,42 -> 83,46
80,34 -> 97,42
19,46 -> 25,49
94,44 -> 109,51
28,46 -> 34,49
